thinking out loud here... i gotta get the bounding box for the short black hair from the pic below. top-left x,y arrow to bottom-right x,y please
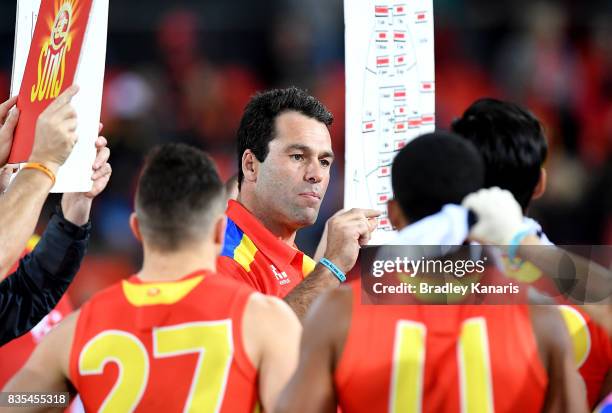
392,132 -> 485,222
236,87 -> 333,189
135,143 -> 225,251
451,98 -> 548,210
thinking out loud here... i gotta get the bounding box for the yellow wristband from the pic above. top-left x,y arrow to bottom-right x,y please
22,162 -> 56,185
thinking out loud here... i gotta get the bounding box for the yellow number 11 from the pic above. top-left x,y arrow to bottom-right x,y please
78,320 -> 233,413
389,317 -> 494,413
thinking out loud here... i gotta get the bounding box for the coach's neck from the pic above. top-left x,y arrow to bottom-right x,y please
236,192 -> 298,245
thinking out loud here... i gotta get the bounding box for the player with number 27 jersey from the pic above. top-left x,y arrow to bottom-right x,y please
69,272 -> 257,412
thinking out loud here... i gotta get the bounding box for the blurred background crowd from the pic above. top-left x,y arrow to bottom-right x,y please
0,0 -> 610,305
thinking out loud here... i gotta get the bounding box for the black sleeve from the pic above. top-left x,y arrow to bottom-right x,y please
0,209 -> 90,346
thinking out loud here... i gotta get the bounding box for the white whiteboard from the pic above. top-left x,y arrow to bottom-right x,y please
344,0 -> 435,244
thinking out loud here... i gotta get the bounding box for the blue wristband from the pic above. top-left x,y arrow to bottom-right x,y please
319,258 -> 346,283
507,229 -> 532,262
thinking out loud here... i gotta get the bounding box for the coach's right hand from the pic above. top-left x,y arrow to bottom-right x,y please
323,208 -> 381,273
28,85 -> 80,173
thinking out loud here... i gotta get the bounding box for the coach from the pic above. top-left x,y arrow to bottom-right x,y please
218,87 -> 379,320
0,86 -> 110,345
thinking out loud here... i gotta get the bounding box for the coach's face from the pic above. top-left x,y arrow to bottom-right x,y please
256,111 -> 333,228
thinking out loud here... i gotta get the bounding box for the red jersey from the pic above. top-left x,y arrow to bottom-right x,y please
69,271 -> 259,413
558,304 -> 612,407
504,259 -> 612,406
217,200 -> 316,297
335,282 -> 547,413
0,236 -> 73,387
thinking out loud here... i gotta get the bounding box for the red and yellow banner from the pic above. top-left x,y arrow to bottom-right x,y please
9,0 -> 93,163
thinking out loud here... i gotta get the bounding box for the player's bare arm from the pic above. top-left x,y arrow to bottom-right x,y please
517,236 -> 612,305
464,188 -> 612,307
529,305 -> 589,413
276,286 -> 352,413
2,311 -> 79,413
242,293 -> 302,412
284,208 -> 379,320
0,86 -> 79,276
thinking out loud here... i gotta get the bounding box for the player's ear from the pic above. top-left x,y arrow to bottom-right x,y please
242,150 -> 259,183
387,199 -> 409,230
129,212 -> 143,243
532,168 -> 547,200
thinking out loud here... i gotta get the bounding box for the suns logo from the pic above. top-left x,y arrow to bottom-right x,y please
31,0 -> 80,102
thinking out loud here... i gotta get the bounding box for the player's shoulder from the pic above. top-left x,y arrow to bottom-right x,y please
310,284 -> 354,317
241,293 -> 302,372
18,309 -> 81,381
529,305 -> 566,335
244,292 -> 295,322
304,285 -> 354,345
38,309 -> 81,356
242,293 -> 301,350
53,310 -> 81,336
529,305 -> 572,365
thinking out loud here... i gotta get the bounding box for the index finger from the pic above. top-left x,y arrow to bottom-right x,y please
342,208 -> 383,220
367,217 -> 379,232
360,209 -> 383,218
46,85 -> 79,112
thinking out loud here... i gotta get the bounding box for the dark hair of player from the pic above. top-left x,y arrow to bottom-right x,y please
391,131 -> 485,222
451,98 -> 548,211
135,143 -> 225,251
236,86 -> 333,189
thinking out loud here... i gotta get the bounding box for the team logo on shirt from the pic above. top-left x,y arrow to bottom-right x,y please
270,265 -> 291,286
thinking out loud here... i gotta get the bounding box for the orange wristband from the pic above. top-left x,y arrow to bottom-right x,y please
22,162 -> 56,185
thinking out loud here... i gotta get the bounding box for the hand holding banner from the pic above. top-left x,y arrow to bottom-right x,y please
10,0 -> 108,192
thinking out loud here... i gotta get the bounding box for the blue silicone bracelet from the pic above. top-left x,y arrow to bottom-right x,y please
507,229 -> 532,262
319,258 -> 347,283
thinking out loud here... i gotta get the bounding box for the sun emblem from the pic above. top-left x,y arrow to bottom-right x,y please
30,0 -> 81,102
50,3 -> 72,51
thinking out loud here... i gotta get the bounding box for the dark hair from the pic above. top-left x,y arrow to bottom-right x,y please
135,143 -> 225,250
392,132 -> 485,222
236,87 -> 333,189
451,98 -> 548,210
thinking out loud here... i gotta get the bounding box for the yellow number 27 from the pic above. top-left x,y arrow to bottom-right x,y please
78,320 -> 233,413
